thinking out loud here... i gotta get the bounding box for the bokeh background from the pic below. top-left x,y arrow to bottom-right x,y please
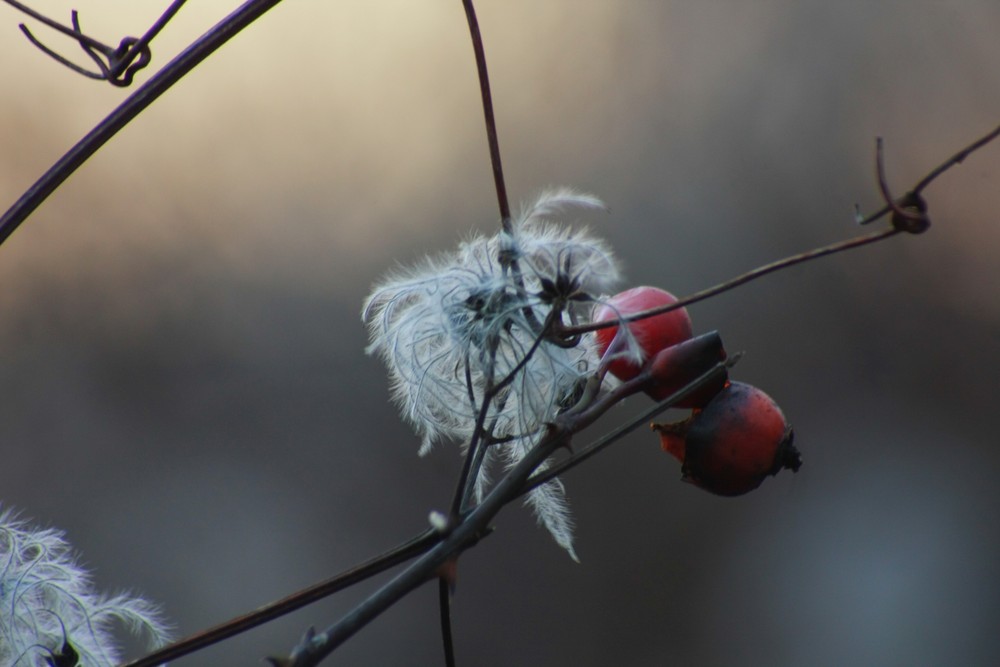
2,2 -> 999,665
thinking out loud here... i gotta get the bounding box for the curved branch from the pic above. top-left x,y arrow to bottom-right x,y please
3,0 -> 184,86
563,228 -> 900,338
0,0 -> 284,249
462,0 -> 510,228
122,529 -> 441,667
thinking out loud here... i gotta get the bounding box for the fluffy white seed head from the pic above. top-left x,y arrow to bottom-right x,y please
363,190 -> 619,452
0,510 -> 171,667
511,187 -> 619,299
363,190 -> 622,554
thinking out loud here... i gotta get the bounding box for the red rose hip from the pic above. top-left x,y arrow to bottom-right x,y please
653,381 -> 801,496
593,286 -> 693,381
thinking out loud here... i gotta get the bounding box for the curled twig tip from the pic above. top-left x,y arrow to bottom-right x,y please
3,0 -> 183,86
862,124 -> 1000,232
875,137 -> 932,234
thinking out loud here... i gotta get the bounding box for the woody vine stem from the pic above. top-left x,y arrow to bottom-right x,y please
1,1 -> 998,666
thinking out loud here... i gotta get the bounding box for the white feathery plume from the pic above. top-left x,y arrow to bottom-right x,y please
0,509 -> 171,667
363,190 -> 623,555
517,187 -> 605,222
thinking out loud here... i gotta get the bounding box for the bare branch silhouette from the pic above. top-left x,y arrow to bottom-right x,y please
3,0 -> 187,86
120,529 -> 441,667
0,0 -> 285,249
438,577 -> 457,667
461,0 -> 510,227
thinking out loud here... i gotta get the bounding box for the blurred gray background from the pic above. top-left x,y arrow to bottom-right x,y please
2,2 -> 999,665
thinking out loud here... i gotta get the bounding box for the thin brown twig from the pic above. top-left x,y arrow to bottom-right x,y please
120,529 -> 441,667
4,0 -> 108,51
562,228 -> 900,338
17,13 -> 104,80
913,123 -> 1000,194
461,0 -> 510,228
439,577 -> 457,667
859,123 -> 1000,226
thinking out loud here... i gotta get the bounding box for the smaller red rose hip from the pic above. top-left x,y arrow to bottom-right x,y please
593,286 -> 693,382
652,381 -> 801,496
641,330 -> 729,408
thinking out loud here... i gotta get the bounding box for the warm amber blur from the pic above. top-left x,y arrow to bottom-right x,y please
2,2 -> 999,665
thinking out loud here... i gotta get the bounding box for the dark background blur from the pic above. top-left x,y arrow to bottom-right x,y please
2,2 -> 999,665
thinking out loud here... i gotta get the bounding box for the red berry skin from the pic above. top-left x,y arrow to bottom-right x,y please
593,286 -> 693,382
642,330 -> 728,408
680,382 -> 801,496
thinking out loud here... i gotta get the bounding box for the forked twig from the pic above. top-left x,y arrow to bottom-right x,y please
448,307 -> 559,517
269,419 -> 569,666
124,253 -> 564,667
264,346 -> 738,666
3,0 -> 187,86
17,12 -> 106,81
5,0 -> 111,57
